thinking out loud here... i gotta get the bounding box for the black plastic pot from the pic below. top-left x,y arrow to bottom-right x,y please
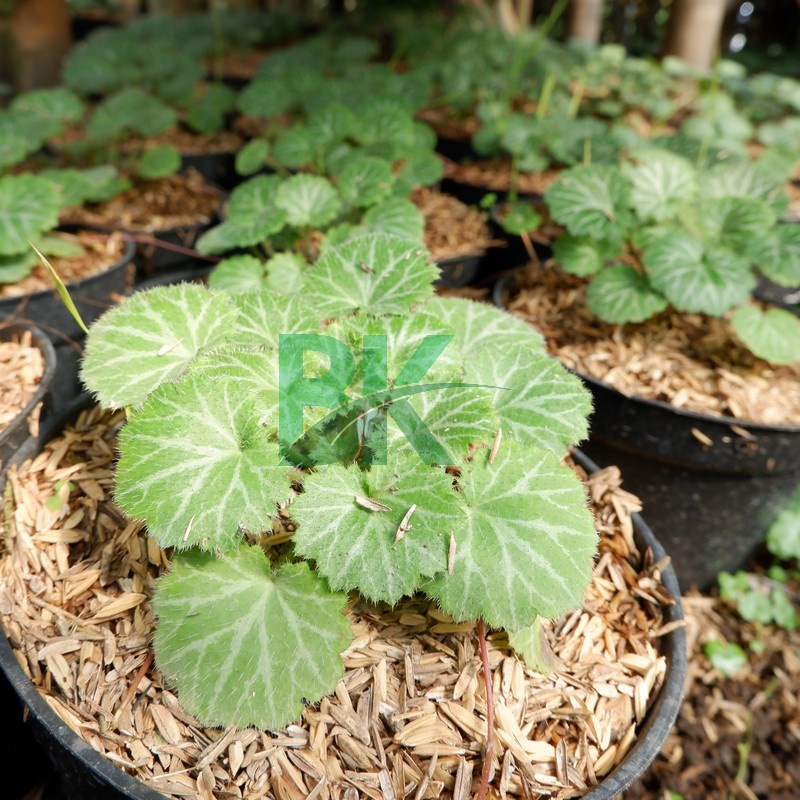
0,229 -> 135,346
131,220 -> 219,284
754,274 -> 800,316
180,151 -> 239,191
0,392 -> 685,800
435,252 -> 484,288
0,323 -> 56,478
495,273 -> 800,590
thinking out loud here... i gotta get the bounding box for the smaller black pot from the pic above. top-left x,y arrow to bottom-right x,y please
131,220 -> 219,283
435,252 -> 484,288
754,274 -> 800,316
180,151 -> 239,191
0,228 -> 136,346
0,323 -> 56,477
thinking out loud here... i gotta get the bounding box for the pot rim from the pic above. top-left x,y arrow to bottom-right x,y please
493,271 -> 800,436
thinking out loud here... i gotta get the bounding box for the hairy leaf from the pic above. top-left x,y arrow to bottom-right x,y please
292,452 -> 461,603
553,235 -> 617,277
81,285 -> 238,408
235,139 -> 270,176
274,174 -> 341,229
153,548 -> 352,729
303,234 -> 437,318
233,289 -> 323,349
116,371 -> 291,551
361,197 -> 425,241
731,305 -> 800,365
508,617 -> 562,673
626,149 -> 697,223
424,440 -> 597,629
586,264 -> 668,324
208,255 -> 265,294
0,174 -> 62,257
334,154 -> 395,209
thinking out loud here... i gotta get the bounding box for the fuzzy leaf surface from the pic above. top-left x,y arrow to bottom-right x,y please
80,285 -> 238,408
232,290 -> 323,349
303,234 -> 437,318
731,305 -> 800,365
424,440 -> 597,629
116,371 -> 291,551
274,174 -> 341,229
361,197 -> 425,241
292,452 -> 462,603
208,255 -> 265,294
153,548 -> 352,729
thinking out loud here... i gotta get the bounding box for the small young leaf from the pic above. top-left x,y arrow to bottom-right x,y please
235,139 -> 270,177
544,165 -> 630,242
625,149 -> 697,223
501,203 -> 542,236
731,305 -> 800,365
86,88 -> 177,141
553,235 -> 616,277
292,451 -> 462,604
766,487 -> 800,561
703,640 -> 747,677
0,175 -> 62,257
264,253 -> 307,295
274,174 -> 341,229
361,197 -> 425,241
425,439 -> 597,630
586,264 -> 668,324
759,223 -> 800,287
81,285 -> 239,408
237,76 -> 294,118
770,590 -> 798,631
508,617 -> 563,674
137,145 -> 182,180
0,251 -> 37,284
116,371 -> 292,551
184,83 -> 237,134
272,125 -> 318,169
334,154 -> 395,209
208,255 -> 266,294
40,166 -> 128,208
153,547 -> 353,729
303,234 -> 437,319
10,87 -> 84,134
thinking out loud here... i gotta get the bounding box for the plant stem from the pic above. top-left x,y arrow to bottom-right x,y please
476,618 -> 494,800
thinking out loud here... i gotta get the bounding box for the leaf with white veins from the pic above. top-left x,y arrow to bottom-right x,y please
154,547 -> 353,729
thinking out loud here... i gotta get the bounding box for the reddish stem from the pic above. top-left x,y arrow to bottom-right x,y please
476,618 -> 494,800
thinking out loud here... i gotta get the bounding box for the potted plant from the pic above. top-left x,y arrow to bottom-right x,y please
495,149 -> 800,589
0,233 -> 684,799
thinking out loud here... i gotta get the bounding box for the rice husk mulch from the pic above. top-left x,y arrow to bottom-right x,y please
0,330 -> 45,435
443,158 -> 562,198
505,262 -> 800,427
0,406 -> 678,799
0,230 -> 128,299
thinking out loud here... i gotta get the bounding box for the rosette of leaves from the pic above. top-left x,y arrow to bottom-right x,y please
80,233 -> 596,730
543,149 -> 800,364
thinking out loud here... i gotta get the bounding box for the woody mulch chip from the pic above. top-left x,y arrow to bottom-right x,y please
504,262 -> 800,427
0,406 -> 677,800
0,330 -> 45,436
443,158 -> 562,197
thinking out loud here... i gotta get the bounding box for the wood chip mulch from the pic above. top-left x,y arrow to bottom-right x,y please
0,230 -> 127,299
625,583 -> 800,800
121,127 -> 245,156
60,171 -> 223,234
0,406 -> 678,800
415,107 -> 480,143
505,262 -> 800,426
0,330 -> 44,435
412,187 -> 496,261
443,158 -> 562,197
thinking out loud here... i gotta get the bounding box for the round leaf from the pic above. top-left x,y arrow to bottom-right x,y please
0,174 -> 62,257
731,305 -> 800,365
586,264 -> 668,323
274,174 -> 341,229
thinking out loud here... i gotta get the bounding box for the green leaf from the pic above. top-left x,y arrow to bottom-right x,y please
153,548 -> 353,729
36,234 -> 84,259
196,176 -> 287,254
264,253 -> 307,295
137,145 -> 181,180
703,196 -> 777,260
208,255 -> 266,294
642,231 -> 755,316
303,234 -> 437,319
731,305 -> 800,365
235,139 -> 270,177
272,125 -> 318,169
759,223 -> 800,287
306,103 -> 356,146
334,155 -> 395,209
703,640 -> 747,677
508,617 -> 562,674
766,487 -> 800,561
237,76 -> 294,118
0,132 -> 33,171
86,88 -> 177,141
626,149 -> 697,224
770,590 -> 798,631
274,175 -> 341,229
185,83 -> 237,134
544,165 -> 630,242
425,439 -> 597,630
10,87 -> 84,136
39,166 -> 127,208
0,175 -> 61,257
292,452 -> 462,604
553,235 -> 617,277
232,290 -> 323,350
586,264 -> 668,324
0,251 -> 37,284
501,202 -> 542,236
361,198 -> 425,241
116,371 -> 291,551
81,285 -> 239,408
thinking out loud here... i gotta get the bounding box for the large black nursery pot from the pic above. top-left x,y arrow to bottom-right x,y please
0,323 -> 56,478
495,273 -> 800,590
0,394 -> 686,800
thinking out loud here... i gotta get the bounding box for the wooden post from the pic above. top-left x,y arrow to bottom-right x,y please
568,0 -> 605,44
663,0 -> 727,71
0,0 -> 72,94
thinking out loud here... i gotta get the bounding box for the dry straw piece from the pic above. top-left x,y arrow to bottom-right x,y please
0,407 -> 676,799
507,262 -> 800,427
0,330 -> 45,435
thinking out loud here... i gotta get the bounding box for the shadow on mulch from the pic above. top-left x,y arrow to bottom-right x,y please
623,586 -> 800,800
